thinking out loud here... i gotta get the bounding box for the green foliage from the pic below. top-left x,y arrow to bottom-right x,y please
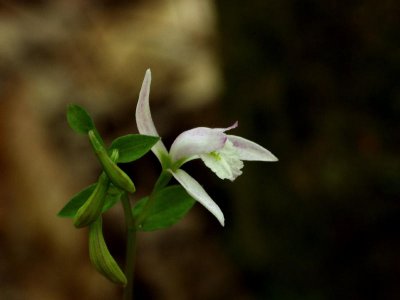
58,184 -> 95,217
133,185 -> 195,231
109,134 -> 159,163
58,183 -> 124,218
66,104 -> 95,134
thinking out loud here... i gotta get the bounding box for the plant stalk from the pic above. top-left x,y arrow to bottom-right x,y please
121,193 -> 136,300
134,170 -> 172,228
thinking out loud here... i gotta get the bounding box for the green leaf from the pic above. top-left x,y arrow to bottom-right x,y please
109,134 -> 159,163
133,185 -> 196,231
58,183 -> 124,218
58,184 -> 96,217
66,104 -> 95,134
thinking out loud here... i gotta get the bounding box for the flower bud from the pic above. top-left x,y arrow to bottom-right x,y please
73,150 -> 120,228
74,173 -> 109,228
88,130 -> 135,193
89,217 -> 127,285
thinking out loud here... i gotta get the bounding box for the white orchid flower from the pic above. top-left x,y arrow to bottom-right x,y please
135,69 -> 278,226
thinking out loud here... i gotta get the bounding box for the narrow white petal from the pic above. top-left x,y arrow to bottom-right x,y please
135,69 -> 168,160
135,69 -> 155,136
227,135 -> 278,161
169,169 -> 225,226
169,127 -> 227,163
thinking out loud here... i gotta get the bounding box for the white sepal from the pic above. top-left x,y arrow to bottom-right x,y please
169,168 -> 225,226
227,135 -> 278,161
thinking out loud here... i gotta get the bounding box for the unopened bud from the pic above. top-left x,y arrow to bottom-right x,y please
73,151 -> 120,228
89,217 -> 127,285
74,173 -> 109,228
88,130 -> 135,193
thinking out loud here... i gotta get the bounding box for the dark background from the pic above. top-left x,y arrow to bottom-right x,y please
216,1 -> 399,299
0,1 -> 399,299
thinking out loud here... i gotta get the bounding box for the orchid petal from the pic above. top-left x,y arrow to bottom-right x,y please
169,127 -> 227,164
227,135 -> 278,161
135,69 -> 168,160
169,169 -> 224,226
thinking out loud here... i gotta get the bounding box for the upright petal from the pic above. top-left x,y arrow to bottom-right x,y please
227,135 -> 278,161
169,127 -> 227,164
169,169 -> 225,226
135,69 -> 168,160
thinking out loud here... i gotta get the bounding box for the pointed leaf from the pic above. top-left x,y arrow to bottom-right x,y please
133,185 -> 195,231
58,184 -> 96,218
109,134 -> 160,163
58,183 -> 124,218
66,104 -> 95,134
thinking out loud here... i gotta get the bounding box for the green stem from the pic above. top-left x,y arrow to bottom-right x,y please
121,193 -> 136,300
134,170 -> 172,228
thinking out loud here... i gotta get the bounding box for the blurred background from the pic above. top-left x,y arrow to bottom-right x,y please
0,0 -> 399,299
